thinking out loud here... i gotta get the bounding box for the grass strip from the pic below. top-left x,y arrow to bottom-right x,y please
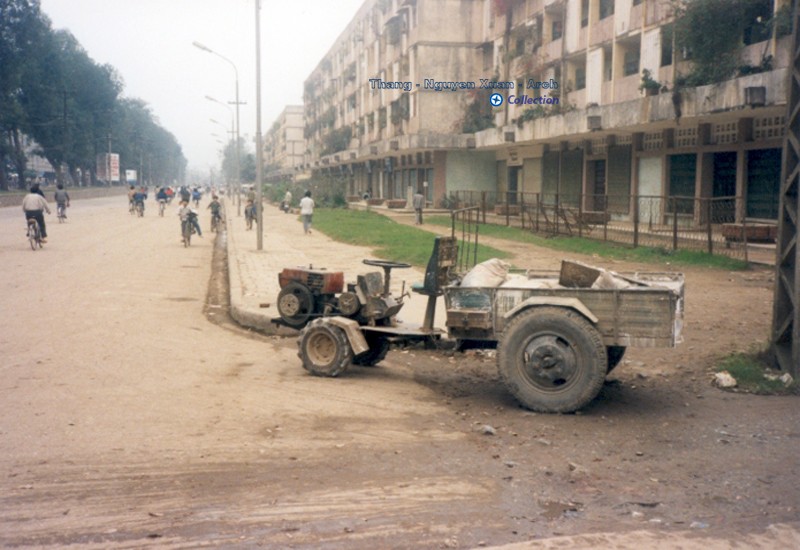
312,208 -> 510,267
427,215 -> 748,270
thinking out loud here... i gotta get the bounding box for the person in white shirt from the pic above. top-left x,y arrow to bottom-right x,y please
413,190 -> 425,225
299,190 -> 315,235
22,184 -> 51,242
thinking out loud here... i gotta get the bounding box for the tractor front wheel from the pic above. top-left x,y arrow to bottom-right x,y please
297,319 -> 353,377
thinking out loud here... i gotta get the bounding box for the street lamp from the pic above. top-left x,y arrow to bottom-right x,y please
193,40 -> 243,216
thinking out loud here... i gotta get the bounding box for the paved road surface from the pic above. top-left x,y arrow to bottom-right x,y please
0,196 -> 797,549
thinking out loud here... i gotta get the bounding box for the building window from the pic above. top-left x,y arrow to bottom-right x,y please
660,24 -> 673,67
623,50 -> 640,77
575,67 -> 586,90
552,20 -> 563,41
581,0 -> 589,27
599,0 -> 614,20
515,37 -> 525,57
633,0 -> 642,5
743,0 -> 773,46
482,44 -> 493,70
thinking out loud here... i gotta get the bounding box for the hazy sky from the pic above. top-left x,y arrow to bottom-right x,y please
39,0 -> 365,176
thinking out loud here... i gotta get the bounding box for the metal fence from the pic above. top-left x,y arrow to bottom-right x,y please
445,191 -> 774,262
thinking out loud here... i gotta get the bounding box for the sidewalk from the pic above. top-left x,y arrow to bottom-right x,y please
224,198 -> 446,335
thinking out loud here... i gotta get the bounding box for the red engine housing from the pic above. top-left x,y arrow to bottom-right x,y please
278,268 -> 344,295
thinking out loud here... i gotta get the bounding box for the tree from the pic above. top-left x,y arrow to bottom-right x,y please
0,0 -> 49,189
0,0 -> 186,188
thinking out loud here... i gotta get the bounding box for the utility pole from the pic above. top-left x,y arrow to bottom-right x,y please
772,3 -> 800,375
107,133 -> 112,187
255,0 -> 264,250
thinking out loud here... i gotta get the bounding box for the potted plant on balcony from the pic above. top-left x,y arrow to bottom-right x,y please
639,69 -> 662,96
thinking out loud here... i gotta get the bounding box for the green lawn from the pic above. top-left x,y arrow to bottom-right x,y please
312,209 -> 510,267
427,215 -> 749,270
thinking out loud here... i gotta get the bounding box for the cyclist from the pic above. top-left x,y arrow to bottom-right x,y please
244,198 -> 256,230
133,187 -> 148,215
127,185 -> 136,213
22,185 -> 51,243
156,187 -> 168,215
177,200 -> 202,240
191,187 -> 202,207
207,195 -> 222,229
54,184 -> 70,219
165,186 -> 175,204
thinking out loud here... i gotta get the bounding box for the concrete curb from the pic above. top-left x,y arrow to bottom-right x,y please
224,200 -> 280,335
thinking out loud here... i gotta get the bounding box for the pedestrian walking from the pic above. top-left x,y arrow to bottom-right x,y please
300,190 -> 314,235
413,189 -> 425,225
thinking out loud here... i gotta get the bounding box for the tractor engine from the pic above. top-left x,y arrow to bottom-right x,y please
277,268 -> 345,328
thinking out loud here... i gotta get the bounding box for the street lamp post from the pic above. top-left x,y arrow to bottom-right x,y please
193,41 -> 242,216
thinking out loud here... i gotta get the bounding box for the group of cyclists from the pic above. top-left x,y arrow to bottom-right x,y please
125,185 -> 224,244
20,182 -> 225,249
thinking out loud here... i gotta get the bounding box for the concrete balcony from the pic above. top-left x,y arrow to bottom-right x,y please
475,69 -> 788,149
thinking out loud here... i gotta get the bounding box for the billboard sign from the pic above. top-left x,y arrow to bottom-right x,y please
96,153 -> 121,182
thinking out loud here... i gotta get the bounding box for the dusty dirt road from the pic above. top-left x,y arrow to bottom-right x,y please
0,196 -> 798,549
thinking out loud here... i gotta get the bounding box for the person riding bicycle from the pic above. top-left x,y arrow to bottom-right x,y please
191,187 -> 202,207
156,187 -> 168,212
177,200 -> 202,239
54,184 -> 70,218
244,198 -> 256,230
22,185 -> 51,243
207,195 -> 222,228
132,187 -> 148,214
127,185 -> 136,212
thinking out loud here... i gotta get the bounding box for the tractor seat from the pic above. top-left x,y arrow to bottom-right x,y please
357,272 -> 385,298
412,236 -> 458,297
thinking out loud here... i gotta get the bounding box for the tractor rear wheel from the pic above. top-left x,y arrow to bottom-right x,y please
352,334 -> 390,367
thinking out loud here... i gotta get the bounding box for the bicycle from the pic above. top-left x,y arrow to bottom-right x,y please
245,207 -> 255,230
210,212 -> 223,233
27,218 -> 43,250
129,200 -> 135,215
135,201 -> 144,217
158,199 -> 166,217
57,203 -> 67,223
182,213 -> 197,247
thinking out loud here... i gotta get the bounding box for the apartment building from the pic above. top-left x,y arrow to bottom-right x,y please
302,0 -> 495,203
300,0 -> 790,223
264,105 -> 305,180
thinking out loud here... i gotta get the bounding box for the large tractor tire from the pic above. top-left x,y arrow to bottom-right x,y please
352,334 -> 390,367
497,307 -> 607,413
297,319 -> 352,377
